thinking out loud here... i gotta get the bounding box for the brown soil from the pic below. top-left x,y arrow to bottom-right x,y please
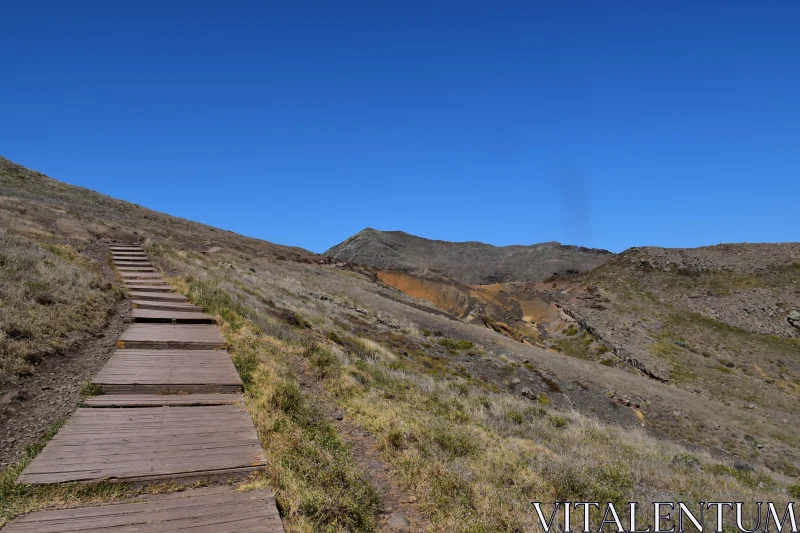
0,242 -> 130,467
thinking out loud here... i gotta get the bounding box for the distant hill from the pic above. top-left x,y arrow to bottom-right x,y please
325,228 -> 614,284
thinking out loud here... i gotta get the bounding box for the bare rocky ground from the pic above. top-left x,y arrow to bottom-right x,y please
0,242 -> 130,467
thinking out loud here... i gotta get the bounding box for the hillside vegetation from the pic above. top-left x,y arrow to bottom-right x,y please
1,156 -> 797,531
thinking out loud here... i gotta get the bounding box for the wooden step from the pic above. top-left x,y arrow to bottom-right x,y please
114,262 -> 153,268
117,266 -> 156,272
109,246 -> 144,251
128,291 -> 190,302
124,279 -> 169,286
84,393 -> 244,407
113,257 -> 151,263
132,308 -> 216,324
124,284 -> 174,292
118,325 -> 226,350
112,253 -> 148,258
94,349 -> 240,393
120,272 -> 164,279
132,299 -> 201,312
17,406 -> 266,485
1,486 -> 284,532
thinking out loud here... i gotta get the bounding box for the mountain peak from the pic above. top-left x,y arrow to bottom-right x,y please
325,229 -> 614,284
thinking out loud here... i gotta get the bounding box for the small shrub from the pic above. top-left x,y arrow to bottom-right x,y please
231,350 -> 259,385
538,393 -> 550,406
431,426 -> 478,458
789,482 -> 800,499
79,378 -> 102,398
507,410 -> 525,425
306,344 -> 339,378
438,338 -> 474,351
271,380 -> 304,416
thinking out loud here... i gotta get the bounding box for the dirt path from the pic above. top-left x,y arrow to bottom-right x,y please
0,242 -> 130,467
292,358 -> 430,532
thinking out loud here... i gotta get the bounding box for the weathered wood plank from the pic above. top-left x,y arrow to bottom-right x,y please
3,486 -> 284,532
131,299 -> 201,312
112,258 -> 151,263
93,349 -> 240,393
117,325 -> 225,350
17,406 -> 265,484
116,266 -> 156,272
84,393 -> 243,407
120,272 -> 163,278
123,285 -> 174,292
4,487 -> 284,533
132,309 -> 216,324
127,292 -> 189,302
124,280 -> 169,287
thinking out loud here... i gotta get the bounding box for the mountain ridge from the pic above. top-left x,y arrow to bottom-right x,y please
325,227 -> 614,284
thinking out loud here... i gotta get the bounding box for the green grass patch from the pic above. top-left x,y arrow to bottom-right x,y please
438,338 -> 474,351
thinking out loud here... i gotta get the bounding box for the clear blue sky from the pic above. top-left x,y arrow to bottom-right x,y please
2,1 -> 798,253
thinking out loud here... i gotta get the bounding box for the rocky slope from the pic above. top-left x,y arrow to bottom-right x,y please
325,228 -> 614,284
2,155 -> 798,529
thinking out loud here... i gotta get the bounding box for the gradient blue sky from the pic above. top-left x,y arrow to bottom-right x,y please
2,1 -> 798,253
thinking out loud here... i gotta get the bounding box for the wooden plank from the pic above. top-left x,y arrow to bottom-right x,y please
132,309 -> 216,324
117,325 -> 225,350
131,300 -> 201,312
124,279 -> 169,286
112,258 -> 151,263
93,349 -> 240,393
123,285 -> 174,293
84,393 -> 243,407
17,406 -> 265,485
127,292 -> 189,302
117,265 -> 156,272
109,246 -> 144,252
2,486 -> 285,532
120,272 -> 163,278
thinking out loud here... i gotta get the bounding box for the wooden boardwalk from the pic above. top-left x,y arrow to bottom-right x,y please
2,486 -> 284,532
9,242 -> 283,532
94,349 -> 240,393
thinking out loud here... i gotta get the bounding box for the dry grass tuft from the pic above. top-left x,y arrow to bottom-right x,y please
0,231 -> 118,382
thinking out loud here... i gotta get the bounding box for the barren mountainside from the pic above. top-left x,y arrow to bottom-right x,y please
2,155 -> 799,530
325,227 -> 614,284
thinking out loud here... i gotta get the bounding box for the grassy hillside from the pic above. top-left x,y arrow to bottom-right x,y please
1,156 -> 797,531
